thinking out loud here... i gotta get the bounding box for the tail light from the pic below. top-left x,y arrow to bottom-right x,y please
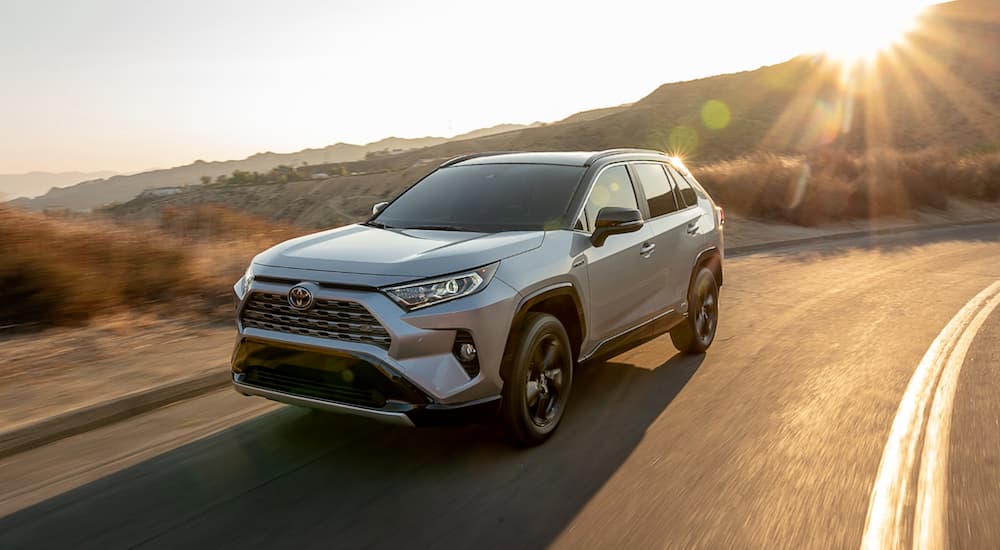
716,206 -> 725,226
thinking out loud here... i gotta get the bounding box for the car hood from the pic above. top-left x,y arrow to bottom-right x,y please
254,224 -> 544,280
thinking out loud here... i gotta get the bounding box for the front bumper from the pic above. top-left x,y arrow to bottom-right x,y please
232,373 -> 501,426
233,374 -> 418,426
231,265 -> 520,424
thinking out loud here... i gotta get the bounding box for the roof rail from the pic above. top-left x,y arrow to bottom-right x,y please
438,151 -> 520,168
584,148 -> 666,166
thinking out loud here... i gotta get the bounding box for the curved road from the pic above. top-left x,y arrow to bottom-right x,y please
2,223 -> 999,549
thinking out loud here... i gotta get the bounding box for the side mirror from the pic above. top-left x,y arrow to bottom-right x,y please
592,207 -> 644,247
372,201 -> 389,216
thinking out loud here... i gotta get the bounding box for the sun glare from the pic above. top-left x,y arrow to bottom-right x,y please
819,4 -> 925,66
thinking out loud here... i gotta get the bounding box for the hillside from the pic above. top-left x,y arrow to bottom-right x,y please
8,124 -> 539,211
105,0 -> 1000,228
555,104 -> 632,124
312,0 -> 998,168
0,171 -> 119,201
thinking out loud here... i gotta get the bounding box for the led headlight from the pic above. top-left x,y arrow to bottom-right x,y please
383,262 -> 499,311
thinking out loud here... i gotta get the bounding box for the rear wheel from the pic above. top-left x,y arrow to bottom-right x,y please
499,313 -> 573,446
670,267 -> 719,354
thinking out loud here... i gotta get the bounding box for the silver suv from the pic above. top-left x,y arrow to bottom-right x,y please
232,149 -> 724,445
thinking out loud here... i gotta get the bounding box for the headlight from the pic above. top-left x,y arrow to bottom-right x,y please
383,263 -> 499,311
234,264 -> 255,299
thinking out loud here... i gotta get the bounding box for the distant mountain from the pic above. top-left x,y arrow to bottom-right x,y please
449,123 -> 545,140
9,123 -> 539,211
0,171 -> 119,200
555,104 -> 632,124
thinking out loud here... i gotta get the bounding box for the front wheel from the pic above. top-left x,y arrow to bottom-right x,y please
670,267 -> 720,354
499,313 -> 573,447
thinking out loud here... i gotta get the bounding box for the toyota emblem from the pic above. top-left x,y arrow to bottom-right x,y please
288,285 -> 314,310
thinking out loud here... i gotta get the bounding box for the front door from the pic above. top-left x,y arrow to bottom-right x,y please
579,164 -> 661,345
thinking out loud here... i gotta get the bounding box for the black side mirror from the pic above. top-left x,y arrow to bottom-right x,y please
372,201 -> 389,216
591,207 -> 644,247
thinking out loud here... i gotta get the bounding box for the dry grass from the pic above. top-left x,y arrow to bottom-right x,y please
0,205 -> 301,329
696,148 -> 1000,225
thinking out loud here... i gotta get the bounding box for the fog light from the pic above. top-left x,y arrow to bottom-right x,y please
457,343 -> 477,362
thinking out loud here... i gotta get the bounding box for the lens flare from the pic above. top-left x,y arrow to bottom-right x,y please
798,99 -> 844,149
668,156 -> 690,174
668,125 -> 700,156
701,100 -> 731,130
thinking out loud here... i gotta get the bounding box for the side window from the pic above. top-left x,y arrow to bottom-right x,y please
681,171 -> 709,201
667,166 -> 698,207
582,165 -> 638,231
632,163 -> 680,218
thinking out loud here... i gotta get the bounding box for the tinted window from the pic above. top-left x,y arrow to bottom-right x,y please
633,163 -> 679,218
668,166 -> 698,207
582,165 -> 638,232
375,164 -> 584,232
680,171 -> 709,201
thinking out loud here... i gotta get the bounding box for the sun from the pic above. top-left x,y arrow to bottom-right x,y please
818,3 -> 927,66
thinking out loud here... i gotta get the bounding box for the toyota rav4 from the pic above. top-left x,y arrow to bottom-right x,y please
232,149 -> 724,445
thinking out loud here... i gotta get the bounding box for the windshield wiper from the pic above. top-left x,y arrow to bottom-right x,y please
403,224 -> 474,232
364,220 -> 394,229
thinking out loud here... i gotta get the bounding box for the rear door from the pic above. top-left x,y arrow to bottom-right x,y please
630,162 -> 690,313
578,164 -> 659,344
664,164 -> 712,305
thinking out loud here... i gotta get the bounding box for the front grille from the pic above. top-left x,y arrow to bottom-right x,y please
243,364 -> 386,408
240,292 -> 392,349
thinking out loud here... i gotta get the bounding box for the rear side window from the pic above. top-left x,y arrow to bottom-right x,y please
680,171 -> 709,201
667,166 -> 698,207
582,165 -> 638,232
632,163 -> 680,218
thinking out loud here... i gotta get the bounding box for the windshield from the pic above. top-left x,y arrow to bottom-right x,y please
372,163 -> 585,232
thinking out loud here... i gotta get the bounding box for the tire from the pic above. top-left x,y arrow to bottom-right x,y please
499,313 -> 574,447
670,267 -> 720,354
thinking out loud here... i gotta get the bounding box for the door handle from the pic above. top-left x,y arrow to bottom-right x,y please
686,221 -> 699,235
639,243 -> 656,257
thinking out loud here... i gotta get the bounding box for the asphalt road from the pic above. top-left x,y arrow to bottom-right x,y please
2,223 -> 999,550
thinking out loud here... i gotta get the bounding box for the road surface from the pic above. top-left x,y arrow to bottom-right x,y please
2,223 -> 999,549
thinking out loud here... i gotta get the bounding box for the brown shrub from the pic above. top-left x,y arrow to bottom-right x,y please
0,205 -> 299,329
694,148 -> 1000,223
157,204 -> 298,242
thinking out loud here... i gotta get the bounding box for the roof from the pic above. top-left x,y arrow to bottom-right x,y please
443,149 -> 670,168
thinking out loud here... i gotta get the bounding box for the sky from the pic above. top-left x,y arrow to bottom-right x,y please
0,0 -> 937,174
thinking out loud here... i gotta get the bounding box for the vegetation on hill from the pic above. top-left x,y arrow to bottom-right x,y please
206,163 -> 349,186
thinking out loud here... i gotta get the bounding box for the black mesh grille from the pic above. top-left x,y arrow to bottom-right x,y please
232,341 -> 429,409
240,292 -> 391,349
243,364 -> 387,408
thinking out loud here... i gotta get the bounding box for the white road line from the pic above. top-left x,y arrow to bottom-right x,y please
861,280 -> 1000,550
914,289 -> 1000,549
